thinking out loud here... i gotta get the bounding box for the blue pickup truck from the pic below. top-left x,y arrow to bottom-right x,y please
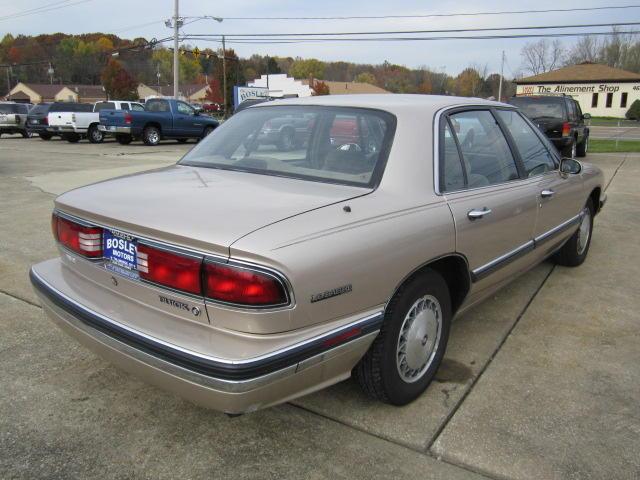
98,98 -> 219,145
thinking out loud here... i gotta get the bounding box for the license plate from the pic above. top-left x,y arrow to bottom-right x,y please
30,119 -> 39,124
103,230 -> 138,279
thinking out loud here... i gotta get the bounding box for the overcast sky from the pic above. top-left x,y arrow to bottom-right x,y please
0,0 -> 635,75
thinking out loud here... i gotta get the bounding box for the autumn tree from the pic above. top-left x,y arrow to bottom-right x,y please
205,77 -> 223,103
289,58 -> 325,79
312,80 -> 330,95
354,72 -> 376,85
101,58 -> 138,100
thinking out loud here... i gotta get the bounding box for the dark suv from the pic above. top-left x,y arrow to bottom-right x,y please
507,95 -> 590,158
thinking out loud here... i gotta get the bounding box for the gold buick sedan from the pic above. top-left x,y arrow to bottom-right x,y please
30,95 -> 605,414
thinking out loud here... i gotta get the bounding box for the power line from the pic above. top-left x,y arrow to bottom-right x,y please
186,21 -> 640,38
0,0 -> 95,22
183,30 -> 640,45
218,5 -> 640,20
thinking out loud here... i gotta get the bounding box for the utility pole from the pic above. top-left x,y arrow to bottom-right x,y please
173,0 -> 179,99
266,55 -> 270,92
498,51 -> 505,102
222,35 -> 227,116
5,66 -> 10,94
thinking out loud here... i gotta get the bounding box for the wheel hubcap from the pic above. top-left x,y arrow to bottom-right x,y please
149,131 -> 159,143
577,207 -> 591,255
396,295 -> 442,383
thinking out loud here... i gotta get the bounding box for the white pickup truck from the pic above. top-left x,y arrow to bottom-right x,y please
48,100 -> 144,143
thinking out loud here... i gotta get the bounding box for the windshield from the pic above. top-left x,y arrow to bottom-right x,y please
508,97 -> 565,119
180,105 -> 396,187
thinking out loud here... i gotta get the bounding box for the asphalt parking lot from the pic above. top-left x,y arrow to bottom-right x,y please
1,135 -> 639,480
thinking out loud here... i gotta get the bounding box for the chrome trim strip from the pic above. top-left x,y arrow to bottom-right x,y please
31,267 -> 382,368
534,212 -> 583,246
471,240 -> 535,282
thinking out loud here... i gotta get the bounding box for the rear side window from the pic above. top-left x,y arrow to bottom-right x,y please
448,110 -> 519,188
440,122 -> 466,192
94,102 -> 115,111
29,104 -> 50,115
0,104 -> 18,113
496,110 -> 557,177
146,100 -> 169,112
131,103 -> 145,111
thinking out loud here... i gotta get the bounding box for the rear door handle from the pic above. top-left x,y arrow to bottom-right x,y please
468,208 -> 492,220
540,189 -> 555,198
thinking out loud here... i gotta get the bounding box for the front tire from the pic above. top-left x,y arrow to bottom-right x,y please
354,269 -> 451,405
142,126 -> 161,146
20,130 -> 29,138
88,125 -> 104,144
202,126 -> 215,139
554,198 -> 594,267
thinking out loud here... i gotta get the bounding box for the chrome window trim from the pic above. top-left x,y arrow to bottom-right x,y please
32,266 -> 381,368
433,103 -> 520,196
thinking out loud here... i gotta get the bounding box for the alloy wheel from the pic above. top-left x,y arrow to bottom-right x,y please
577,207 -> 591,255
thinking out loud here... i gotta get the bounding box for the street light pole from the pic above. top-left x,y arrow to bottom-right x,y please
173,0 -> 179,99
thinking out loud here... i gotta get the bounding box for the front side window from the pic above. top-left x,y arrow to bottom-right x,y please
177,101 -> 195,115
180,106 -> 395,187
448,110 -> 519,187
496,110 -> 556,177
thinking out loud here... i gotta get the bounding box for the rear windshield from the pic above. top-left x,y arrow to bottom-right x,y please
508,97 -> 565,120
94,102 -> 115,111
49,103 -> 93,112
179,105 -> 396,188
0,103 -> 28,114
28,104 -> 50,115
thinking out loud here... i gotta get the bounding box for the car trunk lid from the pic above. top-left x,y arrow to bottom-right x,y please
54,164 -> 369,256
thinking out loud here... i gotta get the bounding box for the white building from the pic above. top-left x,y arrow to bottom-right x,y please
247,74 -> 313,99
515,62 -> 640,118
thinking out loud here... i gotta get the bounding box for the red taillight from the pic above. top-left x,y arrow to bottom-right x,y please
124,113 -> 133,125
43,116 -> 48,125
137,244 -> 202,295
562,122 -> 571,137
204,262 -> 287,306
54,214 -> 103,258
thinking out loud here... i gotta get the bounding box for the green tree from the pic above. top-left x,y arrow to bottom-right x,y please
289,58 -> 325,79
626,99 -> 640,119
152,48 -> 202,86
101,58 -> 138,100
354,72 -> 376,85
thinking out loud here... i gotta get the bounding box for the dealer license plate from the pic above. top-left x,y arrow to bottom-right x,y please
103,229 -> 138,279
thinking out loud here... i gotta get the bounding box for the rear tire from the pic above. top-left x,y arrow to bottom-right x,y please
115,133 -> 133,145
63,133 -> 81,143
353,269 -> 451,405
576,135 -> 588,157
39,133 -> 52,141
142,126 -> 161,146
88,125 -> 104,144
20,131 -> 29,138
562,138 -> 577,158
554,198 -> 594,267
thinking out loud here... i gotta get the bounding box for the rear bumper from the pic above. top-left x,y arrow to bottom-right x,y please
30,264 -> 381,413
550,137 -> 573,149
98,125 -> 132,134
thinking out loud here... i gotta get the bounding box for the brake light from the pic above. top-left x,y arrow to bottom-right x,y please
124,113 -> 133,124
204,262 -> 287,306
54,214 -> 103,258
43,116 -> 48,125
136,244 -> 202,295
562,122 -> 571,137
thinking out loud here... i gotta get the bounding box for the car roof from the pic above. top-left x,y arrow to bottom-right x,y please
253,94 -> 509,115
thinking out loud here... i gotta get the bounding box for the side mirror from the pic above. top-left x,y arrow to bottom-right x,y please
194,108 -> 202,116
582,113 -> 591,120
560,157 -> 582,175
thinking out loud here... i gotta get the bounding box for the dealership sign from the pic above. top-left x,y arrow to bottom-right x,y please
518,83 -> 634,95
233,86 -> 270,108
